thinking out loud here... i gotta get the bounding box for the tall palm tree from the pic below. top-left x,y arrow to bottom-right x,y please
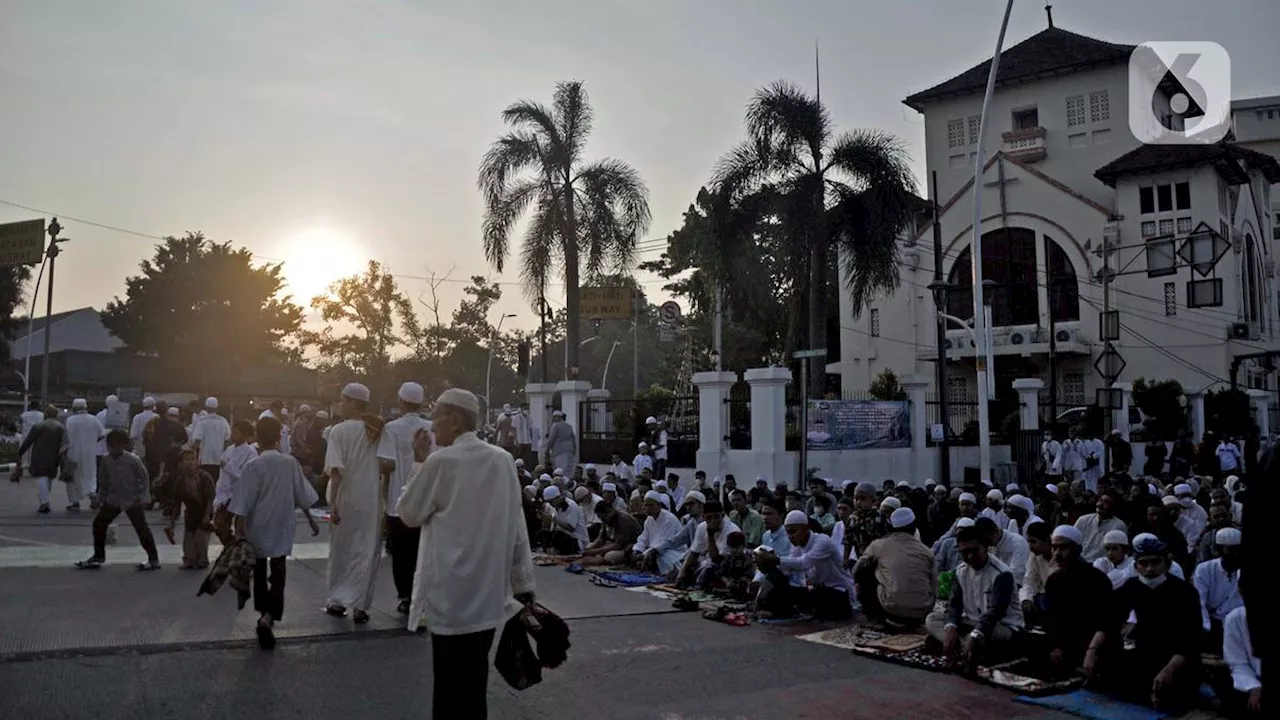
479,80 -> 651,376
714,80 -> 918,395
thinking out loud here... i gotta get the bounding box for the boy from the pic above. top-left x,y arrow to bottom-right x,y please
165,448 -> 216,569
76,429 -> 160,570
213,420 -> 257,545
230,417 -> 320,649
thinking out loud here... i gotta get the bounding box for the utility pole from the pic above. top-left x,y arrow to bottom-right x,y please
929,171 -> 952,488
633,291 -> 640,396
1101,231 -> 1113,472
1046,235 -> 1058,429
40,219 -> 64,406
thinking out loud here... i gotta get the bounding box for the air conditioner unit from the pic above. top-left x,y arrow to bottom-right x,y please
1229,322 -> 1250,340
944,338 -> 954,350
1054,329 -> 1075,344
1009,329 -> 1033,346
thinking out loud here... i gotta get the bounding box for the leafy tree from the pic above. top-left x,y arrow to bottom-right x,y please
478,80 -> 651,373
1131,377 -> 1186,440
300,261 -> 417,402
868,369 -> 907,401
1205,388 -> 1253,438
713,80 -> 919,394
101,232 -> 304,389
0,264 -> 32,366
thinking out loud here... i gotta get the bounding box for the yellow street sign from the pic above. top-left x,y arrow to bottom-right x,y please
580,286 -> 634,320
0,219 -> 45,267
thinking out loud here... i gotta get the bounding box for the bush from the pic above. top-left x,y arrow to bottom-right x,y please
1205,388 -> 1253,438
0,442 -> 17,465
1131,377 -> 1186,440
869,369 -> 908,401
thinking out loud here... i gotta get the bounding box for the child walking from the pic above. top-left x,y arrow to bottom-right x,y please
165,448 -> 216,568
230,416 -> 320,649
213,420 -> 258,546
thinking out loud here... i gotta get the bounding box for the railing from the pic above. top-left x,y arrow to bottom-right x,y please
1001,126 -> 1047,162
578,395 -> 699,467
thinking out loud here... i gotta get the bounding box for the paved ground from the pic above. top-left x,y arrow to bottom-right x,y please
0,473 -> 1078,719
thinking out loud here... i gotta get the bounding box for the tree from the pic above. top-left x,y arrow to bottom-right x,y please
478,80 -> 651,373
868,368 -> 907,401
713,80 -> 919,394
101,232 -> 304,389
0,264 -> 32,366
1131,377 -> 1186,440
300,261 -> 417,402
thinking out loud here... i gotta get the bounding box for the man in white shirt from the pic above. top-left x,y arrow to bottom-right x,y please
608,450 -> 634,485
1073,491 -> 1128,562
259,400 -> 291,455
675,500 -> 741,590
191,397 -> 232,481
631,490 -> 685,574
129,396 -> 158,462
1216,438 -> 1242,475
213,419 -> 258,545
382,382 -> 433,615
540,485 -> 589,554
633,442 -> 654,476
394,387 -> 535,719
1192,527 -> 1243,647
755,509 -> 855,620
975,516 -> 1030,584
64,399 -> 104,511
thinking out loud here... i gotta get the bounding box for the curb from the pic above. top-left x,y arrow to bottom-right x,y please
0,463 -> 14,473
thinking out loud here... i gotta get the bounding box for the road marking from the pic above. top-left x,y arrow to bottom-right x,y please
0,542 -> 333,568
0,533 -> 60,547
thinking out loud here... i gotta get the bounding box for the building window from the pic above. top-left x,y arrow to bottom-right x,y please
948,118 -> 965,149
967,115 -> 981,145
1245,235 -> 1262,324
946,375 -> 969,403
1066,94 -> 1086,127
1273,225 -> 1280,241
1012,107 -> 1039,130
870,308 -> 880,337
1164,282 -> 1177,316
1147,238 -> 1177,277
1063,373 -> 1085,404
1177,217 -> 1193,235
1219,179 -> 1229,215
1175,182 -> 1191,210
1140,187 -> 1154,214
1141,220 -> 1157,238
1159,218 -> 1174,236
1221,220 -> 1230,244
1157,184 -> 1173,212
1089,90 -> 1110,122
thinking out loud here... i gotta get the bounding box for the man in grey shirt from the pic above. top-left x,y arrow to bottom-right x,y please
77,429 -> 160,570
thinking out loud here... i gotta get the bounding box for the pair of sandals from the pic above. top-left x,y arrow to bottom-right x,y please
701,605 -> 750,626
588,574 -> 617,588
74,558 -> 160,571
325,605 -> 370,624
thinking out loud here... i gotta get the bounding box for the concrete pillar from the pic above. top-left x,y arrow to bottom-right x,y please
901,374 -> 930,484
1247,389 -> 1270,437
1112,382 -> 1133,440
556,380 -> 592,435
693,371 -> 738,481
744,367 -> 791,489
1012,378 -> 1044,431
524,382 -> 557,457
586,388 -> 610,434
1186,388 -> 1206,442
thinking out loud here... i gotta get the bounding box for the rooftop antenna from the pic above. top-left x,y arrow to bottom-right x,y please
1045,2 -> 1054,28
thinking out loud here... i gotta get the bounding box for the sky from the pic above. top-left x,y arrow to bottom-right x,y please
2,0 -> 1278,333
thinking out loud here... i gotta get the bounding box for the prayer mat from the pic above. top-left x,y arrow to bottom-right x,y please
590,570 -> 666,587
532,553 -> 581,566
756,613 -> 817,625
976,660 -> 1083,696
1015,689 -> 1170,720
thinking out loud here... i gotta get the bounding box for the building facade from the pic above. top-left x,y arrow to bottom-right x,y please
833,26 -> 1280,429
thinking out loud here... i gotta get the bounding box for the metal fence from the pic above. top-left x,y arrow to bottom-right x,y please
726,382 -> 751,450
578,394 -> 699,468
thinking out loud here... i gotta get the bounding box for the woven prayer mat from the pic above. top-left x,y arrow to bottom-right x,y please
532,553 -> 581,566
1015,689 -> 1170,720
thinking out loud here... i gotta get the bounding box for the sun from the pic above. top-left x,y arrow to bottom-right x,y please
276,227 -> 368,304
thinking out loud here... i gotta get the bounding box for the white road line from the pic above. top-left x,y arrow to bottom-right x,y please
0,542 -> 333,568
0,533 -> 60,547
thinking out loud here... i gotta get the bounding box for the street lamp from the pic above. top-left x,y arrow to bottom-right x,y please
938,277 -> 998,488
601,338 -> 625,390
484,313 -> 517,421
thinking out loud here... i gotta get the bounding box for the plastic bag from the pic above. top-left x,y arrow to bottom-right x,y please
494,613 -> 542,691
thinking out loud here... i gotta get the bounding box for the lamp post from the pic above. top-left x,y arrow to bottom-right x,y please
601,338 -> 625,390
484,313 -> 517,421
939,279 -> 998,487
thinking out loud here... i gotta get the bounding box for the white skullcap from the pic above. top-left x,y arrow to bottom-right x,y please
105,394 -> 118,404
889,507 -> 916,529
143,396 -> 156,407
880,497 -> 901,510
981,479 -> 994,487
602,482 -> 617,493
644,490 -> 664,504
1045,484 -> 1059,495
515,458 -> 524,467
684,491 -> 706,506
753,545 -> 777,556
542,486 -> 561,501
638,441 -> 649,449
316,410 -> 329,419
958,492 -> 977,504
72,398 -> 87,409
166,407 -> 179,417
924,479 -> 936,487
585,463 -> 596,471
522,485 -> 536,498
655,481 -> 668,491
435,388 -> 479,418
955,517 -> 976,529
341,382 -> 371,402
553,468 -> 564,476
205,396 -> 219,409
1005,483 -> 1020,494
658,494 -> 670,508
783,510 -> 809,526
841,479 -> 855,490
1225,474 -> 1239,486
1051,525 -> 1084,546
1161,495 -> 1180,507
398,382 -> 425,405
539,473 -> 552,483
1008,495 -> 1035,513
1173,483 -> 1192,496
986,489 -> 1004,501
503,403 -> 512,412
1103,530 -> 1129,546
552,410 -> 565,417
298,404 -> 311,413
1215,528 -> 1242,546
896,481 -> 910,489
645,416 -> 657,424
1147,483 -> 1159,495
757,475 -> 769,483
574,487 -> 590,501
822,478 -> 834,488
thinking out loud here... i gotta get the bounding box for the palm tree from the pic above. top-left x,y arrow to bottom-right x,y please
479,81 -> 651,376
713,80 -> 918,395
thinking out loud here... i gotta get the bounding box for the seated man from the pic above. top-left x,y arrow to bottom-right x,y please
1221,578 -> 1262,717
675,501 -> 741,590
1019,520 -> 1054,626
727,489 -> 764,547
847,481 -> 887,560
925,523 -> 1024,670
974,516 -> 1030,584
1093,533 -> 1202,714
1193,527 -> 1243,650
852,507 -> 936,629
574,486 -> 603,542
580,502 -> 642,567
810,494 -> 836,535
1040,525 -> 1112,678
1194,503 -> 1233,563
600,481 -> 628,513
933,517 -> 975,576
1004,494 -> 1042,536
539,485 -> 589,555
753,510 -> 855,620
1092,529 -> 1134,588
631,491 -> 685,574
714,532 -> 756,600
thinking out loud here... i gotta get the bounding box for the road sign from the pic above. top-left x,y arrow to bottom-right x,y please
658,323 -> 678,342
579,287 -> 634,320
658,300 -> 682,323
1094,341 -> 1127,382
794,348 -> 827,359
1177,221 -> 1232,277
0,219 -> 45,267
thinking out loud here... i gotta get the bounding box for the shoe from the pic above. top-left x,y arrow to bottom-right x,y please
65,504 -> 81,514
325,605 -> 347,617
75,557 -> 104,569
256,616 -> 276,650
353,610 -> 370,625
397,599 -> 410,615
136,560 -> 161,571
37,504 -> 50,514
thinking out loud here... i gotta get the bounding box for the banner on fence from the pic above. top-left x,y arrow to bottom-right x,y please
805,399 -> 910,450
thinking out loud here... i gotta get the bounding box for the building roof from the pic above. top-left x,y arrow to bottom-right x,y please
20,307 -> 90,336
904,27 -> 1135,111
1233,95 -> 1280,111
1093,142 -> 1280,187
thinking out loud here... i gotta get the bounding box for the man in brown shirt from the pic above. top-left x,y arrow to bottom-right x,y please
852,506 -> 937,628
580,502 -> 642,566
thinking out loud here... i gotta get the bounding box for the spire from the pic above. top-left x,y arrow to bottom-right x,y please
1045,2 -> 1054,28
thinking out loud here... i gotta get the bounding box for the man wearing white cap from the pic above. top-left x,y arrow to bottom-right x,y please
753,509 -> 854,620
927,520 -> 1023,667
382,381 -> 433,614
1004,494 -> 1042,537
394,387 -> 534,719
191,397 -> 231,482
633,441 -> 654,476
853,507 -> 936,628
129,397 -> 158,460
974,516 -> 1030,584
600,481 -> 627,513
1092,529 -> 1134,588
1073,490 -> 1128,563
980,488 -> 1010,529
1173,483 -> 1207,551
541,409 -> 575,478
1192,527 -> 1243,646
538,486 -> 589,554
61,399 -> 103,512
324,383 -> 397,624
631,490 -> 684,574
645,416 -> 668,481
1037,525 -> 1112,676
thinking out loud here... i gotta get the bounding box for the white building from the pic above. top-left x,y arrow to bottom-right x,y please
8,307 -> 124,361
834,25 -> 1280,427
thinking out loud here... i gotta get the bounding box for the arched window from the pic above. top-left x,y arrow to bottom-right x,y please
1244,234 -> 1261,324
1045,237 -> 1081,322
946,227 -> 1042,326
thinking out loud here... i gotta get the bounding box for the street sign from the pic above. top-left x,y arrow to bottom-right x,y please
658,300 -> 682,323
794,348 -> 827,359
1094,341 -> 1127,383
1176,222 -> 1231,277
0,219 -> 45,267
580,287 -> 634,320
658,323 -> 678,342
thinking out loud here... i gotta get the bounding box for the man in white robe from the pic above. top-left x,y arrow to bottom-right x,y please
382,381 -> 433,614
395,388 -> 534,719
324,383 -> 396,624
129,396 -> 158,459
64,399 -> 104,511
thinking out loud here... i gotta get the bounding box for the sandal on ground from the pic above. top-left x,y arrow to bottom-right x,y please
75,558 -> 104,569
325,605 -> 347,617
564,563 -> 585,574
589,575 -> 617,588
353,610 -> 370,624
136,562 -> 161,571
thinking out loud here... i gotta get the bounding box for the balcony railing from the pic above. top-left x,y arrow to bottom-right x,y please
1001,126 -> 1047,162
